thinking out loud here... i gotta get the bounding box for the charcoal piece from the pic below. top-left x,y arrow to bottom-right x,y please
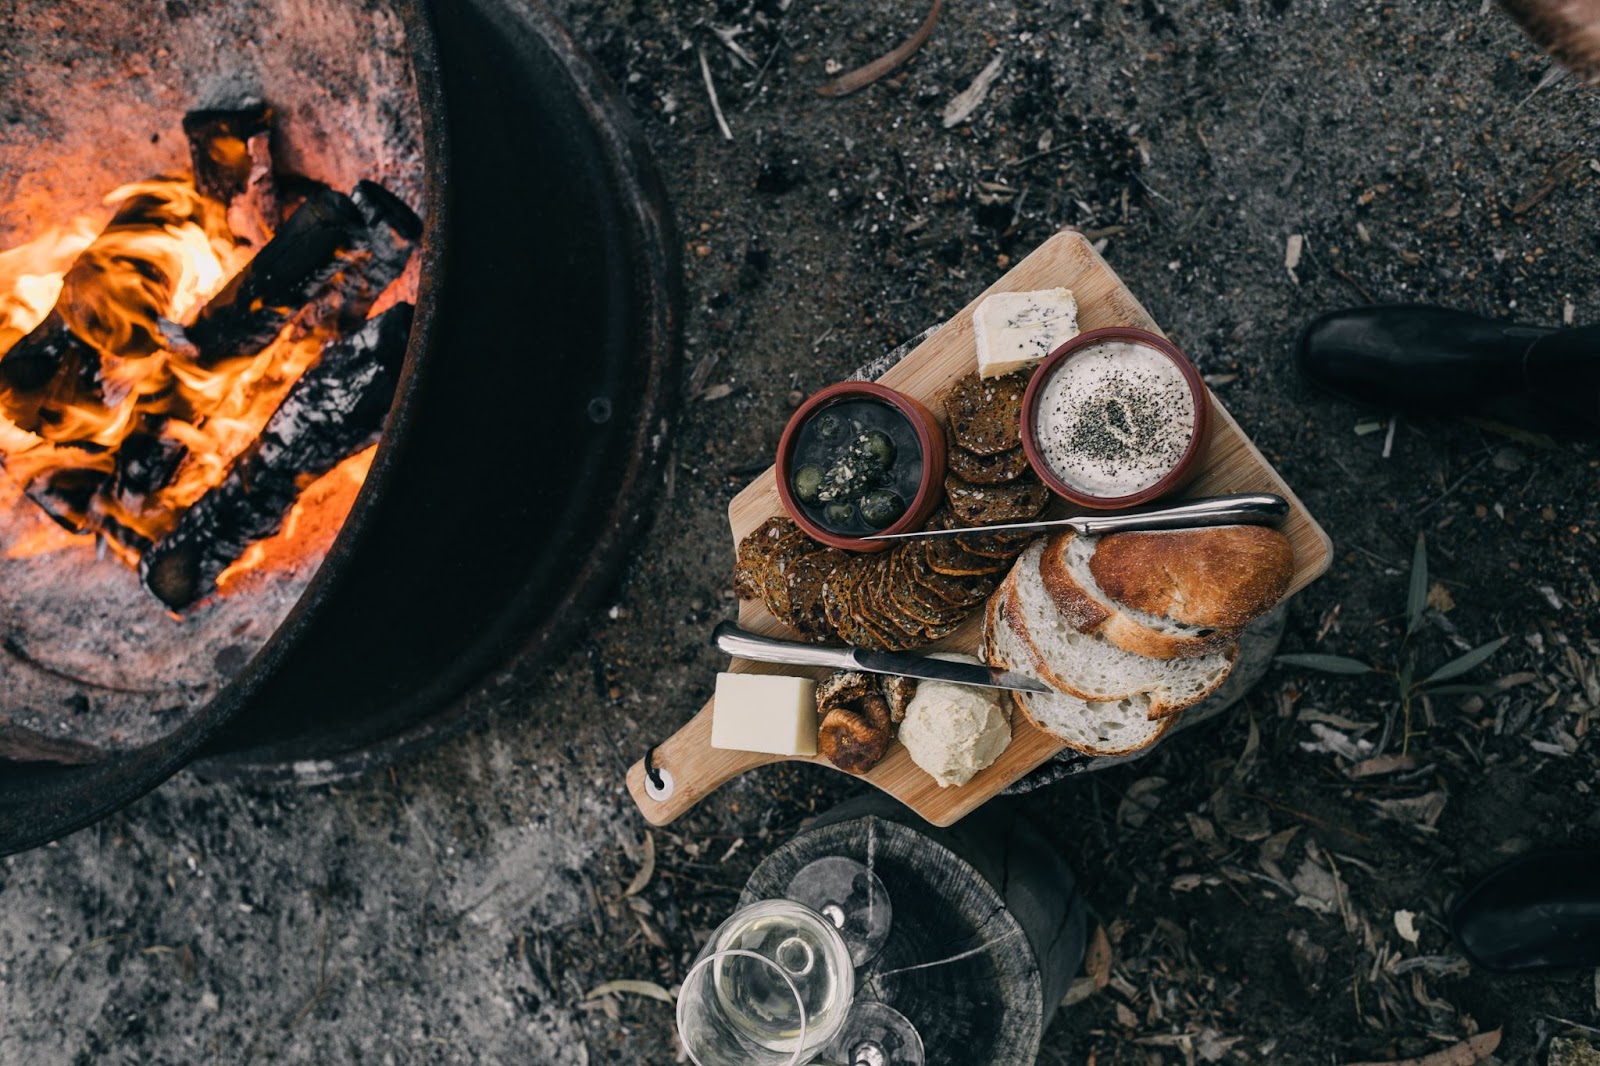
0,312 -> 103,433
111,421 -> 187,505
183,102 -> 278,248
140,304 -> 414,611
24,467 -> 108,534
186,181 -> 419,367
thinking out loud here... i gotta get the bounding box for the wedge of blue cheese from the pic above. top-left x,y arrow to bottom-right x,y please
973,287 -> 1079,379
710,673 -> 818,756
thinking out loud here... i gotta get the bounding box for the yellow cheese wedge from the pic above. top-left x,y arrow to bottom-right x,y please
710,673 -> 819,756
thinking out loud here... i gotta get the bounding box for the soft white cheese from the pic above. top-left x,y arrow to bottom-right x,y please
710,673 -> 819,756
897,655 -> 1011,787
973,287 -> 1080,380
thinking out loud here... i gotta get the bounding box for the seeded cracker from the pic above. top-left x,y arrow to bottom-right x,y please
944,472 -> 1051,525
733,516 -> 798,599
947,444 -> 1031,485
943,371 -> 1029,456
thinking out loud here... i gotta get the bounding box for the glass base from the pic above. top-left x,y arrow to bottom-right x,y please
785,856 -> 893,969
821,1000 -> 924,1066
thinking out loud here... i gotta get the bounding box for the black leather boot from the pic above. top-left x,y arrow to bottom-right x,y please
1296,305 -> 1600,437
1450,850 -> 1600,971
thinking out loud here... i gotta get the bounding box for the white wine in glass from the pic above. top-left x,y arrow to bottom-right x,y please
680,899 -> 855,1066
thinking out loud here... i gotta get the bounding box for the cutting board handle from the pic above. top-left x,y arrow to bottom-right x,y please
626,700 -> 782,826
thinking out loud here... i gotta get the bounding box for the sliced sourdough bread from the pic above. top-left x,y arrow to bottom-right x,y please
980,591 -> 1177,755
998,541 -> 1235,718
1038,530 -> 1235,660
1087,525 -> 1295,631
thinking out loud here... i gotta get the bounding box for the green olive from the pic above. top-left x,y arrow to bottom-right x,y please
814,413 -> 844,440
822,501 -> 856,528
858,489 -> 906,529
860,430 -> 896,467
792,465 -> 825,504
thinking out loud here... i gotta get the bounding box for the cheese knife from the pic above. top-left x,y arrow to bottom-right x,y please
713,621 -> 1051,694
863,492 -> 1289,541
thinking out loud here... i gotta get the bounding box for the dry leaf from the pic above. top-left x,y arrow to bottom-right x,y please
1285,234 -> 1305,283
941,53 -> 1006,128
1349,754 -> 1417,779
1085,925 -> 1113,989
1371,791 -> 1449,828
1394,909 -> 1421,945
1344,1027 -> 1500,1066
623,831 -> 655,898
1062,976 -> 1098,1007
1114,1000 -> 1139,1029
1116,777 -> 1168,829
585,979 -> 675,1005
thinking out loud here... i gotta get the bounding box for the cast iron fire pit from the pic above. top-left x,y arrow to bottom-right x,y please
0,0 -> 679,854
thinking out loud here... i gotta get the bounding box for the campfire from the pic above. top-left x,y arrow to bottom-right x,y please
0,103 -> 418,612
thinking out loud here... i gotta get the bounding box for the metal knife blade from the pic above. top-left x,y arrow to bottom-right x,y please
863,492 -> 1289,541
711,621 -> 1050,694
851,648 -> 1051,694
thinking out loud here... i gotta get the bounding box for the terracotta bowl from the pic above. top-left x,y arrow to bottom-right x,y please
1019,326 -> 1210,510
775,381 -> 946,553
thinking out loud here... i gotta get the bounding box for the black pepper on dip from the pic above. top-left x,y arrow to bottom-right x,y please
775,382 -> 947,552
1019,327 -> 1210,508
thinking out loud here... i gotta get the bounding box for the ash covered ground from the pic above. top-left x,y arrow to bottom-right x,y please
3,0 -> 1599,1062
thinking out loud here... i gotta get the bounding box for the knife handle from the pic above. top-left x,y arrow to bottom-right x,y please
713,621 -> 858,670
1076,493 -> 1289,535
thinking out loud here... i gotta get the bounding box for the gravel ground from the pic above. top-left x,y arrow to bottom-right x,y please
3,0 -> 1599,1062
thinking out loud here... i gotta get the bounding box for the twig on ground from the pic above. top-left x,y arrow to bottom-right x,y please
817,0 -> 943,97
698,47 -> 733,141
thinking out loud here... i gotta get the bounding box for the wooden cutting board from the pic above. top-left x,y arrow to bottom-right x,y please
627,229 -> 1332,828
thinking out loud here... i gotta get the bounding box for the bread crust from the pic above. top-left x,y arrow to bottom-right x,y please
1088,526 -> 1294,631
980,592 -> 1181,756
1037,531 -> 1236,660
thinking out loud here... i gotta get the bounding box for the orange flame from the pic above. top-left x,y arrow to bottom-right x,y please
0,176 -> 363,589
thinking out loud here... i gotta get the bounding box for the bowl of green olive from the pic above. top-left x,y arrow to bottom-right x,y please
775,381 -> 947,553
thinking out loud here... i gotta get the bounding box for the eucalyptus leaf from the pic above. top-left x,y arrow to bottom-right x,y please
1424,683 -> 1501,697
585,979 -> 675,1005
1406,533 -> 1428,636
1275,653 -> 1375,675
1421,636 -> 1510,685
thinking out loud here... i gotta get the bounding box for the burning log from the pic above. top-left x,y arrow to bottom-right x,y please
24,465 -> 109,534
183,102 -> 279,249
140,303 -> 413,610
0,311 -> 102,434
0,183 -> 218,435
185,181 -> 420,368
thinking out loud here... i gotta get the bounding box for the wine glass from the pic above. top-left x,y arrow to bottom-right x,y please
784,857 -> 893,968
677,899 -> 855,1066
821,1000 -> 926,1066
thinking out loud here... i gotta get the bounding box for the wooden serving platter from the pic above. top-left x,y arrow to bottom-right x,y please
627,230 -> 1332,828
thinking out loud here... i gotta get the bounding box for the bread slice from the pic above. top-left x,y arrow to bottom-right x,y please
1038,530 -> 1235,660
998,541 -> 1235,718
980,592 -> 1177,755
1088,525 -> 1295,631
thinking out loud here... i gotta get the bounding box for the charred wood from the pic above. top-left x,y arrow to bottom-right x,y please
0,185 -> 217,434
24,466 -> 107,534
183,102 -> 278,248
141,303 -> 413,610
185,182 -> 419,368
0,312 -> 104,435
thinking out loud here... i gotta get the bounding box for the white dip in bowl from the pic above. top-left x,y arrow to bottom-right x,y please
1032,339 -> 1197,499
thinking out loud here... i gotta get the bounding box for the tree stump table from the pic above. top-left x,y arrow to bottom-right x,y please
740,794 -> 1087,1066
